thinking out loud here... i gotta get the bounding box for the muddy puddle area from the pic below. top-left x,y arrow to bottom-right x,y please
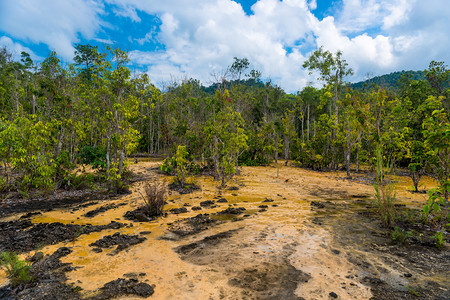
0,160 -> 448,299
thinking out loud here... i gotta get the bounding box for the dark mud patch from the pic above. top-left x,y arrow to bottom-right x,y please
175,229 -> 241,261
89,278 -> 154,300
89,232 -> 146,254
262,198 -> 274,203
200,200 -> 215,207
310,201 -> 325,209
215,207 -> 246,215
168,182 -> 201,194
227,186 -> 239,191
0,221 -> 125,253
0,190 -> 110,219
19,212 -> 42,219
170,207 -> 188,214
228,261 -> 310,300
83,202 -> 127,218
123,206 -> 166,222
0,247 -> 81,300
166,214 -> 220,238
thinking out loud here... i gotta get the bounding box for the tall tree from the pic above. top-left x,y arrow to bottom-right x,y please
303,47 -> 353,168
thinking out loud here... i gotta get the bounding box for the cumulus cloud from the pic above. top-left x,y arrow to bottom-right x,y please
1,0 -> 449,91
312,0 -> 450,82
106,0 -> 318,91
110,0 -> 450,90
0,0 -> 105,60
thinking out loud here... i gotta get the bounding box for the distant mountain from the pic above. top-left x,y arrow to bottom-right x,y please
350,70 -> 425,90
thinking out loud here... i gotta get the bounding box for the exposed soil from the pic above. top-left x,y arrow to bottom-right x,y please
0,159 -> 448,299
0,220 -> 125,253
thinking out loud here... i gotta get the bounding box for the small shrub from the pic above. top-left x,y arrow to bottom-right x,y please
434,231 -> 445,248
373,147 -> 396,227
392,226 -> 413,244
78,145 -> 106,170
139,181 -> 166,217
160,157 -> 176,175
0,251 -> 33,287
423,187 -> 446,224
63,173 -> 97,190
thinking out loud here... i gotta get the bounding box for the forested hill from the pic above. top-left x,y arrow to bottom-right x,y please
351,70 -> 425,90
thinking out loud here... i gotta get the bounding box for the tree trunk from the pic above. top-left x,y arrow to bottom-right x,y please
118,148 -> 124,176
106,135 -> 111,172
32,94 -> 36,115
301,114 -> 304,143
356,143 -> 360,173
307,104 -> 310,141
345,142 -> 351,177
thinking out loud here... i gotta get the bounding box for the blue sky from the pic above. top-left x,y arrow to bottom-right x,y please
1,0 -> 449,92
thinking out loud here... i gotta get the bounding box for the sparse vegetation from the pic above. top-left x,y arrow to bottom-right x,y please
0,251 -> 33,287
434,231 -> 445,248
139,181 -> 167,217
391,226 -> 413,244
373,147 -> 396,227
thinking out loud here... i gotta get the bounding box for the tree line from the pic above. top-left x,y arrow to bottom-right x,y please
0,45 -> 448,210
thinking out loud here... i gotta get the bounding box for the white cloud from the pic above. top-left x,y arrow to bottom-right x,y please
312,0 -> 450,82
105,0 -> 318,91
1,0 -> 449,91
0,0 -> 105,60
93,38 -> 115,44
0,36 -> 42,61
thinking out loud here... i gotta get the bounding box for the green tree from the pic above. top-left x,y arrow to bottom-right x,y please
205,104 -> 248,186
303,47 -> 353,168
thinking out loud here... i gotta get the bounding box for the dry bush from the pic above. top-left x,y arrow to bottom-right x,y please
140,181 -> 166,217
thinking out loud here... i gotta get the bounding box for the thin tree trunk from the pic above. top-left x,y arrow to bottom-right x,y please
118,148 -> 124,175
307,104 -> 310,141
356,143 -> 360,173
106,135 -> 111,172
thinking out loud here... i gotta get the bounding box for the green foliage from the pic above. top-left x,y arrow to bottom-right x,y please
78,145 -> 106,170
0,251 -> 33,287
204,104 -> 248,186
373,147 -> 396,227
238,150 -> 270,166
433,231 -> 445,248
175,145 -> 189,186
160,157 -> 176,175
0,43 -> 449,203
423,185 -> 448,222
63,173 -> 97,190
391,226 -> 413,244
